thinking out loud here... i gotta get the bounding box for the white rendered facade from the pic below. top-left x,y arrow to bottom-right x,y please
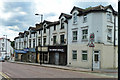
0,38 -> 13,59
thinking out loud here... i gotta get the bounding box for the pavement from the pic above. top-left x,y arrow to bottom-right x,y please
8,60 -> 118,78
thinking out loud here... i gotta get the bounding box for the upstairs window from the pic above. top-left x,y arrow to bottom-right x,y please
82,29 -> 88,41
60,34 -> 65,44
38,38 -> 41,46
54,25 -> 56,31
44,28 -> 46,33
33,39 -> 35,48
61,18 -> 64,29
39,30 -> 41,34
53,36 -> 57,44
43,37 -> 46,46
73,12 -> 77,24
29,39 -> 31,48
107,12 -> 112,22
107,28 -> 112,42
72,31 -> 77,41
83,15 -> 87,23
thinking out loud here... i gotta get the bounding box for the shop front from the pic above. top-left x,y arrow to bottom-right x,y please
15,50 -> 27,62
48,45 -> 67,65
37,46 -> 49,64
27,48 -> 36,63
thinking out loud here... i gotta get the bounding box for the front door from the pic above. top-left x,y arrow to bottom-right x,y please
55,52 -> 59,65
93,51 -> 100,69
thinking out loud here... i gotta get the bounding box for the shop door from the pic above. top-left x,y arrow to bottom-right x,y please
55,52 -> 59,65
93,51 -> 100,69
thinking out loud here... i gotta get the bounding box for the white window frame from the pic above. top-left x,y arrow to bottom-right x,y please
73,12 -> 77,24
72,31 -> 77,41
72,50 -> 77,60
83,15 -> 87,23
82,50 -> 88,61
82,29 -> 88,41
107,28 -> 112,42
107,12 -> 112,22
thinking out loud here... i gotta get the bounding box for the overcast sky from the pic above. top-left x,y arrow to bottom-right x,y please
0,0 -> 118,41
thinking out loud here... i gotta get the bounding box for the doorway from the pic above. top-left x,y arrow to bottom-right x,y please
93,51 -> 100,69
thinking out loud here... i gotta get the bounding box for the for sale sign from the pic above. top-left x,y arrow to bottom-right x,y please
89,33 -> 95,47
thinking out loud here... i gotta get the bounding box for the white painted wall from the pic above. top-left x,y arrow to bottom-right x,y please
0,38 -> 13,58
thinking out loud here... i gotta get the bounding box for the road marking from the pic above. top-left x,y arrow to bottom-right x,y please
0,72 -> 12,80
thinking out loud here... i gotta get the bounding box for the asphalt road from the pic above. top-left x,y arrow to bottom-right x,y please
1,62 -> 116,79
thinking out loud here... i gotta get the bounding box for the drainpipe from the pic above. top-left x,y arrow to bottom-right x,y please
113,14 -> 116,68
36,31 -> 38,63
66,19 -> 68,65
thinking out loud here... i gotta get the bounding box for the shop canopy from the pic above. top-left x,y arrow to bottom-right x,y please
15,50 -> 27,54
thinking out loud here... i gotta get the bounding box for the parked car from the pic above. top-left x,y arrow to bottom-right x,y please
0,57 -> 5,62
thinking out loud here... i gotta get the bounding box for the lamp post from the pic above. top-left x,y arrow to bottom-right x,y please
35,14 -> 43,23
35,13 -> 43,65
3,35 -> 7,60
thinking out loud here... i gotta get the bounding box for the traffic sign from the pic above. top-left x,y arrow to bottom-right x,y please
89,33 -> 95,47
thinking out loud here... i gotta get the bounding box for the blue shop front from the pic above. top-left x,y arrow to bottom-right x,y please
15,49 -> 27,62
27,48 -> 36,63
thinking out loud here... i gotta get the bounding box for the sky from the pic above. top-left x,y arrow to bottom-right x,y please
0,0 -> 118,41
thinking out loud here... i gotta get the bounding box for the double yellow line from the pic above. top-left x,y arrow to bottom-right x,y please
0,72 -> 11,80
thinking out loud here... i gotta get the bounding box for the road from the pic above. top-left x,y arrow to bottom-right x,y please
1,62 -> 117,79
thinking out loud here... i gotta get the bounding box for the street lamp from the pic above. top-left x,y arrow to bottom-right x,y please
3,35 -> 7,59
35,13 -> 43,65
35,13 -> 43,23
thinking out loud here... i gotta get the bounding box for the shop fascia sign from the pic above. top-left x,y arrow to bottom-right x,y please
24,48 -> 29,51
38,47 -> 48,52
29,48 -> 36,52
15,50 -> 27,53
49,48 -> 64,52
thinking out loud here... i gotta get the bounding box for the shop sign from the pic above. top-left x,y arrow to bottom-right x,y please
24,48 -> 29,51
15,50 -> 27,53
38,47 -> 48,52
29,48 -> 36,52
49,49 -> 64,52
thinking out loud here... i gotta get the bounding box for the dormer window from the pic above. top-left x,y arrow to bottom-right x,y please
54,25 -> 56,31
61,18 -> 64,29
107,12 -> 112,22
83,15 -> 87,23
73,12 -> 77,24
44,25 -> 46,33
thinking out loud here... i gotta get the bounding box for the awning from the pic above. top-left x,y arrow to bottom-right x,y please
15,50 -> 27,54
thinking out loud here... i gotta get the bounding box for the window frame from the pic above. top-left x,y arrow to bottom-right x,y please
53,35 -> 57,44
60,34 -> 65,44
73,12 -> 77,24
107,12 -> 112,22
82,50 -> 88,61
82,29 -> 88,41
72,31 -> 77,42
61,18 -> 64,29
107,28 -> 112,42
83,15 -> 87,23
43,37 -> 46,46
72,50 -> 77,60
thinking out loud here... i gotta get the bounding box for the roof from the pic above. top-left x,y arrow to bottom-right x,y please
42,20 -> 53,25
59,13 -> 72,19
71,5 -> 117,16
70,6 -> 84,14
47,21 -> 60,28
35,23 -> 43,31
14,37 -> 19,40
28,27 -> 36,30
